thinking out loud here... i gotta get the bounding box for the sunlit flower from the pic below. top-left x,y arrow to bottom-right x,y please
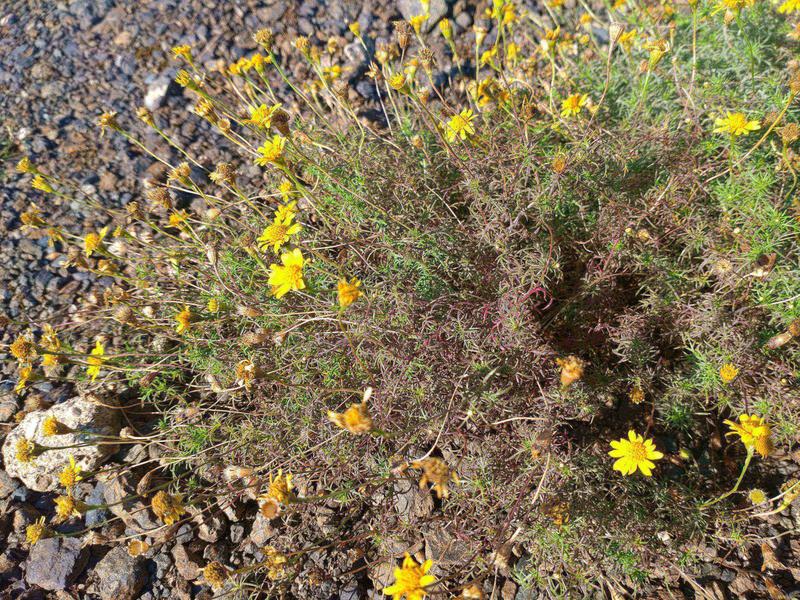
411,457 -> 459,499
609,431 -> 664,476
26,517 -> 51,545
207,297 -> 219,313
560,93 -> 588,118
724,414 -> 773,457
714,112 -> 760,136
255,135 -> 287,166
15,365 -> 33,394
337,277 -> 363,309
175,306 -> 193,334
168,209 -> 190,228
127,540 -> 150,556
409,13 -> 429,34
98,111 -> 120,135
268,248 -> 306,299
235,359 -> 257,389
384,553 -> 436,600
445,108 -> 476,143
20,204 -> 46,231
86,340 -> 105,382
53,495 -> 88,523
17,156 -> 35,173
151,491 -> 187,525
719,363 -> 739,384
59,455 -> 85,489
328,400 -> 372,434
257,212 -> 302,253
171,44 -> 193,62
349,21 -> 361,37
263,546 -> 289,580
267,469 -> 294,503
84,227 -> 108,257
32,175 -> 54,193
780,0 -> 800,12
15,438 -> 38,464
274,200 -> 298,221
618,29 -> 637,52
42,416 -> 72,437
245,103 -> 281,129
10,334 -> 37,364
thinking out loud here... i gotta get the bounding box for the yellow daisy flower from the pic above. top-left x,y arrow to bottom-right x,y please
384,553 -> 436,600
255,135 -> 286,166
560,93 -> 588,118
609,430 -> 664,476
86,340 -> 105,382
713,112 -> 760,136
268,248 -> 306,299
257,212 -> 301,254
445,108 -> 476,143
337,277 -> 363,309
724,414 -> 773,457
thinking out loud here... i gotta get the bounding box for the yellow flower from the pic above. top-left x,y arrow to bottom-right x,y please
409,14 -> 429,34
779,0 -> 800,12
257,212 -> 302,254
349,22 -> 361,37
560,93 -> 588,118
20,204 -> 46,230
151,491 -> 187,525
748,489 -> 767,505
42,416 -> 72,437
17,156 -> 35,173
59,455 -> 85,489
86,340 -> 105,381
714,112 -> 760,136
724,415 -> 773,457
389,72 -> 407,91
719,363 -> 739,384
245,103 -> 281,129
127,540 -> 150,557
618,29 -> 637,52
84,227 -> 108,257
267,469 -> 294,503
263,546 -> 289,580
168,209 -> 190,228
41,324 -> 61,367
53,495 -> 87,523
439,18 -> 453,40
337,277 -> 363,309
411,457 -> 459,499
255,135 -> 286,166
98,111 -> 120,135
32,175 -> 54,193
203,561 -> 230,589
175,306 -> 193,334
15,438 -> 38,464
445,108 -> 476,143
207,298 -> 220,313
26,517 -> 51,545
609,431 -> 664,476
716,0 -> 755,13
278,181 -> 295,200
10,334 -> 37,364
328,401 -> 373,434
15,365 -> 33,394
171,44 -> 193,62
268,248 -> 306,299
384,553 -> 436,600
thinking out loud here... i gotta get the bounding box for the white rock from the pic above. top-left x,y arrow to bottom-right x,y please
1,396 -> 120,492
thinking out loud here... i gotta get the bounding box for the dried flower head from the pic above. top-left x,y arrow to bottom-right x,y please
10,334 -> 37,364
151,490 -> 187,525
42,416 -> 72,437
411,457 -> 459,499
254,28 -> 275,51
53,494 -> 88,523
267,469 -> 294,504
128,540 -> 151,556
263,546 -> 289,580
203,561 -> 230,589
328,400 -> 372,434
15,438 -> 39,464
556,355 -> 585,387
98,111 -> 120,135
748,489 -> 768,505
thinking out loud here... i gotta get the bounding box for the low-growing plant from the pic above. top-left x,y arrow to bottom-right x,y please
6,0 -> 800,596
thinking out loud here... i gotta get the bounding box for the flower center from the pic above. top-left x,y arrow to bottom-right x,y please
629,441 -> 648,461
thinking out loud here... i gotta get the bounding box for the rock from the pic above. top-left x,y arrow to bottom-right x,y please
195,508 -> 227,543
100,474 -> 160,533
2,395 -> 120,492
368,559 -> 395,592
0,469 -> 19,499
393,478 -> 433,523
397,0 -> 448,31
172,543 -> 202,581
25,536 -> 88,591
0,393 -> 19,422
144,75 -> 176,111
249,512 -> 276,546
90,546 -> 147,600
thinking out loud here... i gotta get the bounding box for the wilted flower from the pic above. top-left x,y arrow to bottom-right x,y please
203,561 -> 230,589
10,334 -> 37,364
26,517 -> 52,545
556,355 -> 585,387
151,490 -> 187,525
328,400 -> 373,434
337,277 -> 363,309
411,457 -> 459,499
267,469 -> 294,503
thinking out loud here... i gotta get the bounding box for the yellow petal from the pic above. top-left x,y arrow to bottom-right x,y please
609,448 -> 627,458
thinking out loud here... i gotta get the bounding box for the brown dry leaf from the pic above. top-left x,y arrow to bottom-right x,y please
761,543 -> 783,572
764,576 -> 787,600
